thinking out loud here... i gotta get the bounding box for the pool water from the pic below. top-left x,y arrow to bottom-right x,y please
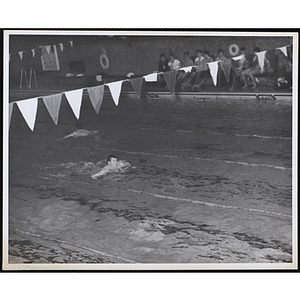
8,92 -> 293,265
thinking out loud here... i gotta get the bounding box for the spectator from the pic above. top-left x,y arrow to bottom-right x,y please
168,54 -> 181,70
181,50 -> 204,89
158,54 -> 170,87
95,72 -> 108,85
193,50 -> 213,89
168,54 -> 186,87
215,49 -> 231,89
182,52 -> 194,67
229,47 -> 247,90
241,47 -> 262,90
177,52 -> 194,87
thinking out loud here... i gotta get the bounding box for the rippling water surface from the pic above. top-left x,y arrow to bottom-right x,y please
8,94 -> 293,265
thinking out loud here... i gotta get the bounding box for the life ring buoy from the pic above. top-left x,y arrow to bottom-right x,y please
229,44 -> 239,56
100,54 -> 109,69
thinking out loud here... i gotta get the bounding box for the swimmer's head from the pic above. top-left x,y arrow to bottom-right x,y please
76,122 -> 83,129
106,154 -> 118,164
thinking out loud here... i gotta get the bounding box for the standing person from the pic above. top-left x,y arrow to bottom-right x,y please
241,47 -> 262,90
229,47 -> 247,91
215,49 -> 230,89
168,54 -> 185,87
158,54 -> 170,87
193,50 -> 213,89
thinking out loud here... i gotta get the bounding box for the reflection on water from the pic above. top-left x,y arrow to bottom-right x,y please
8,96 -> 293,265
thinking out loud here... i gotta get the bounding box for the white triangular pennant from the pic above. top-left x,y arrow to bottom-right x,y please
59,43 -> 64,52
42,93 -> 62,125
179,66 -> 193,73
87,85 -> 104,114
65,89 -> 83,119
255,51 -> 267,73
143,73 -> 158,82
45,45 -> 51,55
231,54 -> 244,61
31,49 -> 36,58
16,98 -> 38,131
18,51 -> 23,61
9,103 -> 14,127
106,81 -> 124,106
207,61 -> 220,86
277,46 -> 288,57
70,41 -> 73,47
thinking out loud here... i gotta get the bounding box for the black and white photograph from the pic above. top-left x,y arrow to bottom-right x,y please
2,29 -> 298,271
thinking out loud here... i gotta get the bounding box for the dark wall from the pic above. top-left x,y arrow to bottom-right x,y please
9,35 -> 293,87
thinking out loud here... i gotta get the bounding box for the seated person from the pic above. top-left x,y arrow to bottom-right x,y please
193,50 -> 213,89
177,52 -> 194,86
157,54 -> 170,87
96,72 -> 108,85
91,154 -> 131,180
241,47 -> 262,90
181,50 -> 204,88
182,52 -> 194,67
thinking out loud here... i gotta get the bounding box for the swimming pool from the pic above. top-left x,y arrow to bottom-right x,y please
7,92 -> 294,267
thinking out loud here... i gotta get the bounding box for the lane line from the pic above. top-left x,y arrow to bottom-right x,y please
127,189 -> 292,219
140,127 -> 292,140
97,148 -> 292,171
11,228 -> 137,263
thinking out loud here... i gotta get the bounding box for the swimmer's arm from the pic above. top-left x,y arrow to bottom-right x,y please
91,169 -> 105,180
91,165 -> 110,180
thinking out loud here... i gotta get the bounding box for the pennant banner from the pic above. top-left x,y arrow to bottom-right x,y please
277,46 -> 288,57
16,98 -> 38,131
255,51 -> 267,73
107,81 -> 124,106
31,49 -> 35,58
179,66 -> 193,73
207,61 -> 220,86
130,77 -> 144,98
143,73 -> 158,82
163,70 -> 178,94
18,51 -> 23,61
9,103 -> 14,127
42,93 -> 62,125
220,59 -> 231,82
59,43 -> 64,52
65,89 -> 83,119
265,49 -> 276,72
70,41 -> 73,47
231,54 -> 244,61
45,45 -> 51,55
87,85 -> 104,114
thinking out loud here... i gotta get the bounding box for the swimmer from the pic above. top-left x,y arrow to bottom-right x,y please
91,154 -> 131,180
60,123 -> 98,140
